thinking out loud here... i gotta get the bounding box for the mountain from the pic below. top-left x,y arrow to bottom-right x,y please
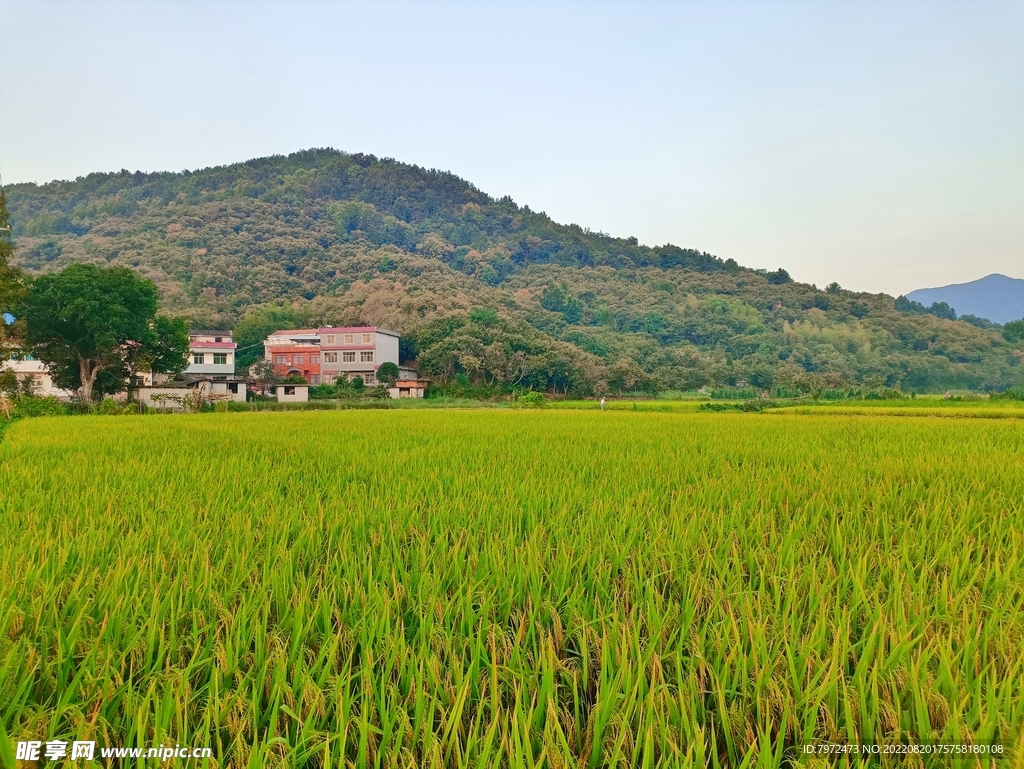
906,274 -> 1024,325
5,148 -> 1023,393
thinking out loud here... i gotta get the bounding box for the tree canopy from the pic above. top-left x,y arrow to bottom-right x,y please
376,361 -> 400,386
0,186 -> 25,348
22,264 -> 189,402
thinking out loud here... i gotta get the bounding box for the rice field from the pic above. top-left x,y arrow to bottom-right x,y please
1,410 -> 1022,767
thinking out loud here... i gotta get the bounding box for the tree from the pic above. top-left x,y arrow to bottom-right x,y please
23,265 -> 189,403
151,316 -> 190,374
234,303 -> 301,368
376,361 -> 400,387
247,358 -> 280,395
0,184 -> 25,350
1002,319 -> 1024,344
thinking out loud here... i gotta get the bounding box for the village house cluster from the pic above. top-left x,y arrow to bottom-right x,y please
2,325 -> 427,408
264,326 -> 416,385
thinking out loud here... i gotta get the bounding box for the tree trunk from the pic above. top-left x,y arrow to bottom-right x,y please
78,354 -> 102,405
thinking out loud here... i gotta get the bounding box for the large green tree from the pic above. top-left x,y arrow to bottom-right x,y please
23,265 -> 189,402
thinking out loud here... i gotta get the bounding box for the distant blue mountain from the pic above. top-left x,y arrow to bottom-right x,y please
906,274 -> 1024,325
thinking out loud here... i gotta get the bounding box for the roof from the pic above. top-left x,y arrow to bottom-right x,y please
266,327 -> 400,343
189,329 -> 233,336
318,326 -> 399,337
190,341 -> 237,349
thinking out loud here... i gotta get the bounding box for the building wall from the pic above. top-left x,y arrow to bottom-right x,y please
267,345 -> 322,384
2,357 -> 74,398
375,331 -> 400,367
319,327 -> 399,385
272,384 -> 309,402
185,338 -> 236,377
210,381 -> 247,401
136,380 -> 246,410
187,361 -> 235,376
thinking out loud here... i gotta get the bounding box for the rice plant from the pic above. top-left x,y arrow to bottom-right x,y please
1,410 -> 1021,767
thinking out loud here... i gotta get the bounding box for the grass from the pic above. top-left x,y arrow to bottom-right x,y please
1,410 -> 1022,767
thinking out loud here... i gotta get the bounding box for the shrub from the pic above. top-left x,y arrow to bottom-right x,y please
13,396 -> 69,419
511,391 -> 546,408
992,386 -> 1024,401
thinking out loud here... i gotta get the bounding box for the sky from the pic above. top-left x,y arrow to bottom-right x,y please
1,1 -> 1022,296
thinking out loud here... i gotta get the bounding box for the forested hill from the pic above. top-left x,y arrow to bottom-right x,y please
6,148 -> 1023,393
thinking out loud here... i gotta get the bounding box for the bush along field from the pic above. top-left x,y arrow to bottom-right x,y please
1,410 -> 1022,767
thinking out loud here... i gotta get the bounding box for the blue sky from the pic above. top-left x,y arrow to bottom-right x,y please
1,1 -> 1021,295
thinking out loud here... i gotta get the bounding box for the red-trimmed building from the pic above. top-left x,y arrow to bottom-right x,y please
264,329 -> 323,384
263,327 -> 402,385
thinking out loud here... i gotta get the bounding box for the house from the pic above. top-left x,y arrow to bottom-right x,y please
140,329 -> 240,386
269,384 -> 309,403
135,330 -> 246,407
319,327 -> 400,385
185,330 -> 237,378
263,329 -> 322,383
264,327 -> 402,386
1,351 -> 74,398
388,379 -> 430,399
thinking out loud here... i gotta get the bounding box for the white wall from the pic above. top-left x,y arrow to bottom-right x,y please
1,359 -> 74,398
375,331 -> 400,366
272,385 -> 308,403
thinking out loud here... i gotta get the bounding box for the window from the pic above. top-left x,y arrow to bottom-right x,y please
274,355 -> 286,365
323,352 -> 338,364
342,351 -> 356,363
344,334 -> 354,344
310,354 -> 321,365
325,335 -> 335,344
310,375 -> 321,385
193,353 -> 205,365
213,353 -> 227,365
215,337 -> 223,343
360,350 -> 374,363
284,386 -> 296,396
292,355 -> 304,365
362,333 -> 372,343
24,354 -> 34,361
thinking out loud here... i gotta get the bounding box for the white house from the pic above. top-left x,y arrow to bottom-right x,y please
185,330 -> 237,377
134,329 -> 246,407
1,352 -> 74,398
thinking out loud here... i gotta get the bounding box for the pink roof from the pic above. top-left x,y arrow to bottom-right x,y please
190,341 -> 237,349
318,326 -> 378,333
